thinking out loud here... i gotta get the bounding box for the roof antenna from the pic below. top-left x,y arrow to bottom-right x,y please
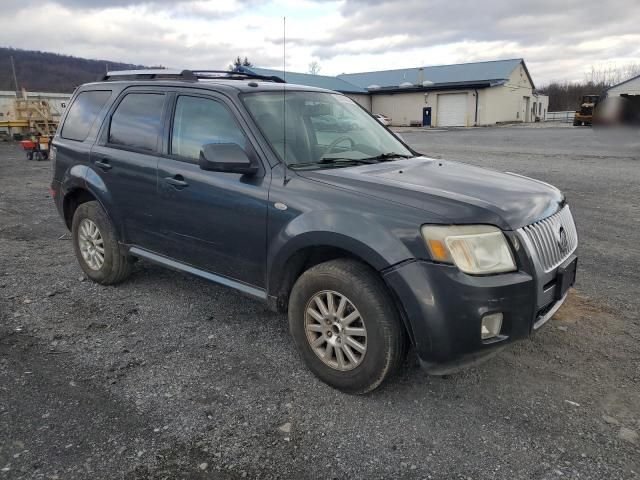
282,16 -> 289,184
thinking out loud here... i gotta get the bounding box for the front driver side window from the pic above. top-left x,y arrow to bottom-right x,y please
171,96 -> 247,161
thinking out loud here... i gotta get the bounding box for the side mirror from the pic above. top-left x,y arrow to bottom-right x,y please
199,143 -> 258,175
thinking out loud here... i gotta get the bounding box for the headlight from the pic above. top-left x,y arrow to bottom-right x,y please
421,225 -> 516,274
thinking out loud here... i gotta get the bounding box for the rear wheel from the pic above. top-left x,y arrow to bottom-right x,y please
72,201 -> 132,285
288,259 -> 407,394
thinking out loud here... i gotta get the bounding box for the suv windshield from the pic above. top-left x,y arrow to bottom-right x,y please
242,91 -> 413,169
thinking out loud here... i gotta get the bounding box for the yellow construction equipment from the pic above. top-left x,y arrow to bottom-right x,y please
0,89 -> 60,137
573,95 -> 600,126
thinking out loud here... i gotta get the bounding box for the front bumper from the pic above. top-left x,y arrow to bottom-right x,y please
383,260 -> 537,372
383,256 -> 573,374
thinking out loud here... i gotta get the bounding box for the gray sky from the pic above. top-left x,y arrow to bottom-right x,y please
1,0 -> 638,85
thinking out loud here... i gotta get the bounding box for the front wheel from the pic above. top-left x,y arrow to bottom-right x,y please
288,259 -> 407,394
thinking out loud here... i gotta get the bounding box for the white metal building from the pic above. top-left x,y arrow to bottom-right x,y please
601,74 -> 640,125
606,74 -> 640,97
242,59 -> 547,127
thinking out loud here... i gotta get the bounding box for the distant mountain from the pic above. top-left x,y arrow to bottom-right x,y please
0,47 -> 150,93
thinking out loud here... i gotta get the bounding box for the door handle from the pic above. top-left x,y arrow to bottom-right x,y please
164,175 -> 189,188
95,159 -> 112,171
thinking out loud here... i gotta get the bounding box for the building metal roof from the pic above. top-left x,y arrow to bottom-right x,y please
240,59 -> 533,94
236,66 -> 367,93
338,59 -> 532,91
362,79 -> 508,94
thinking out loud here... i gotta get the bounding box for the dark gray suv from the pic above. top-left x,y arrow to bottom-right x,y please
50,69 -> 578,393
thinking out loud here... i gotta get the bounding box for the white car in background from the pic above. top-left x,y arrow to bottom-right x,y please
373,114 -> 391,126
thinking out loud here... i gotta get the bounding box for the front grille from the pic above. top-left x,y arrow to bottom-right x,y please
519,206 -> 578,272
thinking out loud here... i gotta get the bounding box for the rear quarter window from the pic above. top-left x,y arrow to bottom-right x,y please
61,90 -> 112,141
109,93 -> 165,152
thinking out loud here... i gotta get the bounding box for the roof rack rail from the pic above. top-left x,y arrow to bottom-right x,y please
101,69 -> 197,81
192,70 -> 286,83
100,69 -> 285,83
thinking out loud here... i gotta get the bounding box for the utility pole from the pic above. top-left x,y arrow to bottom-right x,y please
10,55 -> 19,96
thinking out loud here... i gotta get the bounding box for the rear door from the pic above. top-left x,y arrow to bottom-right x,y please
156,91 -> 270,288
90,89 -> 167,250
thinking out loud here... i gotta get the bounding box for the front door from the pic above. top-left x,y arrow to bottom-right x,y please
422,107 -> 432,127
156,93 -> 269,288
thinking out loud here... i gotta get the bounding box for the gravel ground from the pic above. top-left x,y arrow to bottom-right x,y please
1,126 -> 639,480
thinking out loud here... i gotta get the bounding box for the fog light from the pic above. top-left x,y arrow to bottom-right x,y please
481,313 -> 503,340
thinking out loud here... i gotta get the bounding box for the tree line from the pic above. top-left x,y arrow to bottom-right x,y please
0,47 -> 147,93
0,48 -> 262,93
539,63 -> 640,111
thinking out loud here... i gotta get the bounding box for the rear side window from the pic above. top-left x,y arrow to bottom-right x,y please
61,90 -> 111,141
109,93 -> 165,152
171,95 -> 247,161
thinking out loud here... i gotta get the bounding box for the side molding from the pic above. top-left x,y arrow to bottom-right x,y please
129,247 -> 267,301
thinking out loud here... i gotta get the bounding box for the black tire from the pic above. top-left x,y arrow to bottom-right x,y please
573,120 -> 581,126
71,201 -> 132,285
288,259 -> 407,394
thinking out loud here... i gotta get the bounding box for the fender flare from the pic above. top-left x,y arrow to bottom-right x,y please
61,165 -> 122,239
266,210 -> 414,296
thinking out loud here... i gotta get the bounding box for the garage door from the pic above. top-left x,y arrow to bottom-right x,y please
437,93 -> 467,127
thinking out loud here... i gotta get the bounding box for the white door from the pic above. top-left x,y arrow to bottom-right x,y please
437,93 -> 467,126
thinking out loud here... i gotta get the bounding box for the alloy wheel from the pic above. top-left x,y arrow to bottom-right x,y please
304,290 -> 367,371
78,218 -> 105,270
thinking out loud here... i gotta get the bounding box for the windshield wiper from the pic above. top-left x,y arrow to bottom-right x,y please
288,158 -> 377,169
288,154 -> 412,170
360,152 -> 413,162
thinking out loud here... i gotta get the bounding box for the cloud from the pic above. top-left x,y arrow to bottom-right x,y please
0,2 -> 282,70
9,0 -> 260,8
298,0 -> 640,83
0,0 -> 638,84
3,0 -> 184,11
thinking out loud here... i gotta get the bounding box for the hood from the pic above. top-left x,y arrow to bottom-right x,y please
297,157 -> 564,230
